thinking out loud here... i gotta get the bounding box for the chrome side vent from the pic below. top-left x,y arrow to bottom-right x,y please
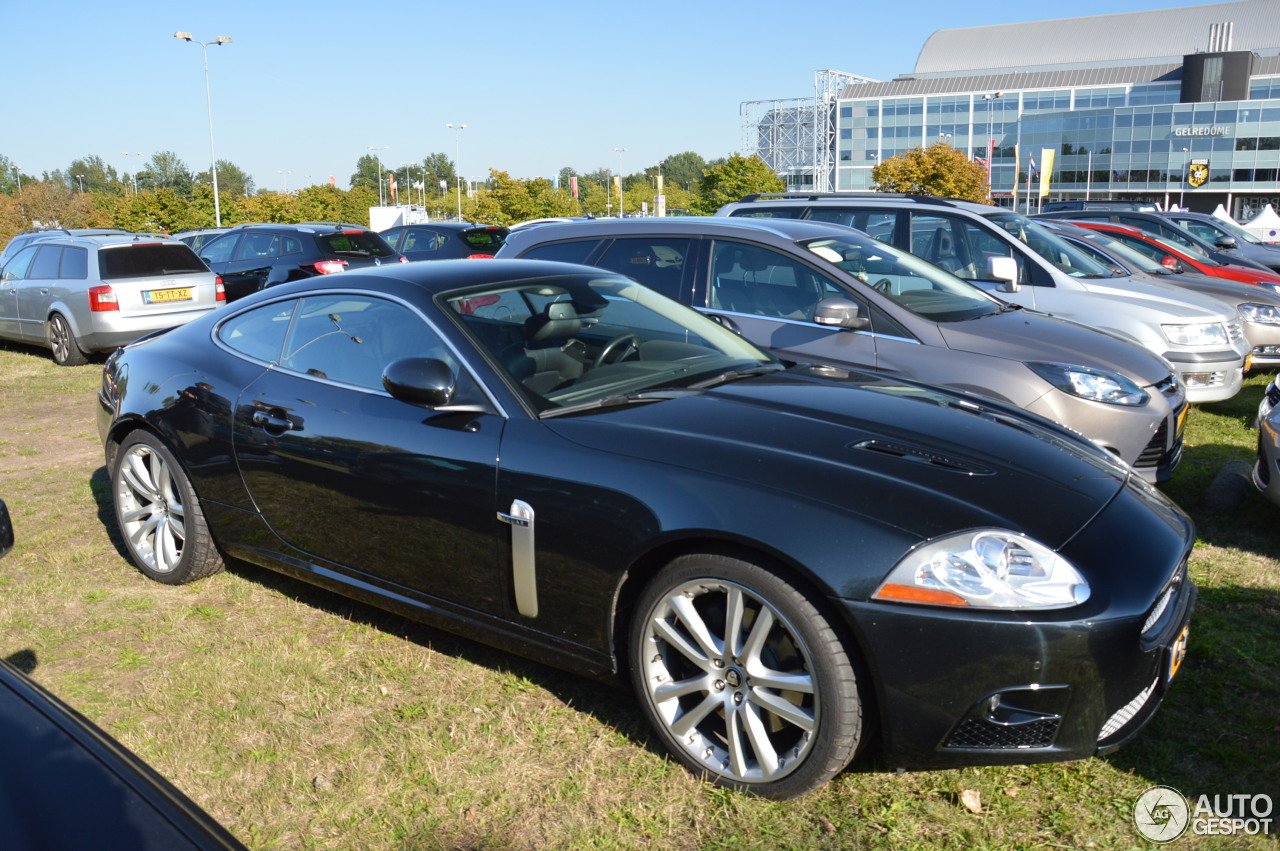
850,440 -> 994,475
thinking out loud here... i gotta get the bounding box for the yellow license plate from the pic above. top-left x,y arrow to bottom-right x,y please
144,287 -> 192,304
1245,353 -> 1254,372
1176,406 -> 1189,435
1167,624 -> 1189,682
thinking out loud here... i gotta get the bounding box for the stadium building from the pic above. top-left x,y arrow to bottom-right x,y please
743,0 -> 1280,219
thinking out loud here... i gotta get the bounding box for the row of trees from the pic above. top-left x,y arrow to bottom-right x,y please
0,142 -> 989,246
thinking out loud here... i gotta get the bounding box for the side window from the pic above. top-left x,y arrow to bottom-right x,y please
281,236 -> 303,256
1181,221 -> 1221,243
199,235 -> 238,265
806,210 -> 896,242
28,246 -> 63,279
401,229 -> 440,256
233,233 -> 280,261
593,237 -> 691,299
912,214 -> 1032,285
519,240 -> 600,265
219,300 -> 295,363
60,246 -> 88,279
708,241 -> 844,322
2,247 -> 38,281
280,295 -> 454,391
725,206 -> 804,220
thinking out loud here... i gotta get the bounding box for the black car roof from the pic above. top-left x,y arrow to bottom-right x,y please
503,215 -> 864,243
264,257 -> 623,299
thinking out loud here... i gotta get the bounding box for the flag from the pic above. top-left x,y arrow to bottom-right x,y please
1028,155 -> 1039,177
1039,148 -> 1055,197
388,172 -> 397,204
570,176 -> 579,198
328,175 -> 335,187
439,179 -> 448,192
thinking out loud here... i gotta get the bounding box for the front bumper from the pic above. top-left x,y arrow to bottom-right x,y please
1163,348 -> 1247,404
1253,381 -> 1280,506
844,478 -> 1196,769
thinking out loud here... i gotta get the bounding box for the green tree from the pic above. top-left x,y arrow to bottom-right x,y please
471,170 -> 579,225
420,152 -> 455,197
195,160 -> 255,197
137,151 -> 194,196
691,153 -> 784,214
349,154 -> 381,191
871,142 -> 991,203
65,155 -> 120,194
661,151 -> 707,192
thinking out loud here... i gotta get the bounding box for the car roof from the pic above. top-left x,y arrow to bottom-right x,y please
726,193 -> 997,214
385,222 -> 508,233
504,215 -> 866,243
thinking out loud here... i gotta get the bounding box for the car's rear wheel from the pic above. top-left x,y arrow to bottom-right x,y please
112,431 -> 225,585
48,313 -> 88,366
630,553 -> 864,799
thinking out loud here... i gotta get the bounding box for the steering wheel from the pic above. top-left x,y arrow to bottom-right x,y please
595,333 -> 642,367
872,278 -> 893,293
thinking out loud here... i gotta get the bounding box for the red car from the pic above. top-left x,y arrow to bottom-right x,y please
1069,221 -> 1280,291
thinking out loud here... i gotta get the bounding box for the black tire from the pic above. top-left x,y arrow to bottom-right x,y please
629,553 -> 863,799
48,313 -> 88,366
111,431 -> 225,585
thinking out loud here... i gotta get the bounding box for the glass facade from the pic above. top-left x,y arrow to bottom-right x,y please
835,79 -> 1280,219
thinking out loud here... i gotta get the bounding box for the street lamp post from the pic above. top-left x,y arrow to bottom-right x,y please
11,166 -> 20,195
174,32 -> 232,227
367,146 -> 389,205
277,170 -> 291,193
1180,147 -> 1190,209
446,123 -> 466,220
614,147 -> 628,217
74,175 -> 85,193
121,152 -> 143,193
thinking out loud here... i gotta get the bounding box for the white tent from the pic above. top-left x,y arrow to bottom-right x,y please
1212,204 -> 1235,224
1244,205 -> 1280,241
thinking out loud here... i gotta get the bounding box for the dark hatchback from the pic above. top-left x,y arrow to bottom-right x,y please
380,222 -> 509,261
195,223 -> 405,301
97,259 -> 1195,798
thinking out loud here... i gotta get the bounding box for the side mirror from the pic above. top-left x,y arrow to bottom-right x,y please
1106,264 -> 1127,276
1161,256 -> 1185,274
0,498 -> 12,560
989,256 -> 1020,293
813,297 -> 870,330
1216,236 -> 1238,249
382,357 -> 457,407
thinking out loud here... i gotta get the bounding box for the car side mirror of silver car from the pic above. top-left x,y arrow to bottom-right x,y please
988,256 -> 1020,293
813,297 -> 869,330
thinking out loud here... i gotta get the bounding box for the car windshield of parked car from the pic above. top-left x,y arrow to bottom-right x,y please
800,234 -> 1003,322
98,243 -> 209,279
445,272 -> 774,415
1186,216 -> 1267,246
318,232 -> 398,258
1077,233 -> 1169,274
984,212 -> 1112,278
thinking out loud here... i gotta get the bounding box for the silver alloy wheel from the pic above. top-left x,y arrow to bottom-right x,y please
115,442 -> 187,574
638,577 -> 819,784
48,314 -> 85,366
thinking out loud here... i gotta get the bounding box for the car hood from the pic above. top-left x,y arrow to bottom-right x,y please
1074,275 -> 1233,319
1127,270 -> 1280,306
935,309 -> 1172,385
546,370 -> 1129,549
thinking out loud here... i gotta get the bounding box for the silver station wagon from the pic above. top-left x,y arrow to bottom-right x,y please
0,233 -> 225,365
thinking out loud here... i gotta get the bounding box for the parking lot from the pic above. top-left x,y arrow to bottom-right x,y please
1,339 -> 1276,849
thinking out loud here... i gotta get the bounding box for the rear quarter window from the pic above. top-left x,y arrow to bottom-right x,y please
99,244 -> 208,279
60,246 -> 88,279
518,240 -> 600,265
318,232 -> 397,258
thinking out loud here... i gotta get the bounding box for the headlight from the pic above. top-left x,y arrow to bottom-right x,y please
1026,361 -> 1149,406
873,529 -> 1091,610
1239,303 -> 1280,325
1162,321 -> 1228,346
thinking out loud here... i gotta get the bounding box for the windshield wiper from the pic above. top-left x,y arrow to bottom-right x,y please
539,389 -> 690,419
687,363 -> 786,390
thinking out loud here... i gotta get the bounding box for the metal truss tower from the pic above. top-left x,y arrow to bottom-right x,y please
741,70 -> 878,192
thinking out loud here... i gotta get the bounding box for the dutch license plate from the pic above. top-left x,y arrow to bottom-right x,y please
144,287 -> 192,304
1176,405 -> 1189,435
1166,624 -> 1189,682
1245,353 -> 1254,373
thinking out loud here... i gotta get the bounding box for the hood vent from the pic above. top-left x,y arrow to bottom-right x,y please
850,439 -> 994,476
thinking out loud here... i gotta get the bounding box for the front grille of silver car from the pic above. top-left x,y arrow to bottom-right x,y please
1227,318 -> 1245,343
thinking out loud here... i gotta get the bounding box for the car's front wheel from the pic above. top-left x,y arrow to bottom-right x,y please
48,313 -> 88,366
630,553 -> 864,799
112,431 -> 225,585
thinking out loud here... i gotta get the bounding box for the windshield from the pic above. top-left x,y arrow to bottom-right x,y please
801,233 -> 1003,322
318,231 -> 398,258
984,212 -> 1112,277
445,272 -> 773,414
1078,232 -> 1168,274
1200,216 -> 1266,245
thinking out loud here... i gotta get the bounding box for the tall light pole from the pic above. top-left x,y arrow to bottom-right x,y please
11,166 -> 20,195
174,32 -> 232,226
74,174 -> 85,193
1180,147 -> 1190,209
121,152 -> 143,193
614,147 -> 628,217
446,123 -> 466,220
367,146 -> 389,205
277,170 -> 291,193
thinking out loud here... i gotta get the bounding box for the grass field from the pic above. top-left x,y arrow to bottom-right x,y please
0,340 -> 1277,850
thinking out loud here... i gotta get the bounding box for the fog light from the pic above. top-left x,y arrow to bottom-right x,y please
1181,372 -> 1215,387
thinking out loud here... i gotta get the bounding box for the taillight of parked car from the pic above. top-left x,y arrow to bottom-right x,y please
303,260 -> 349,275
215,277 -> 226,302
398,255 -> 408,263
466,254 -> 495,259
88,285 -> 119,312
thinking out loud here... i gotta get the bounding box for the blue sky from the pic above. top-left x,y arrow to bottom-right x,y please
2,0 -> 1218,192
